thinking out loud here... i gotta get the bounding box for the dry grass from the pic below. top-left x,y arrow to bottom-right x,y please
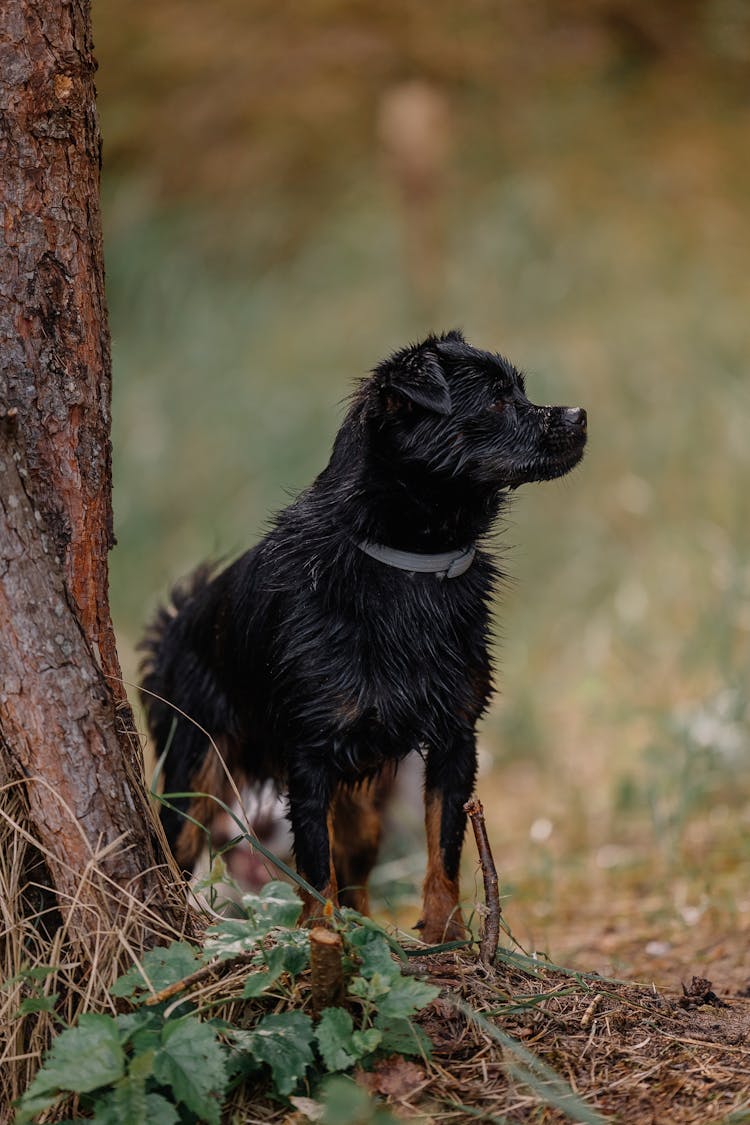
0,775 -> 190,1121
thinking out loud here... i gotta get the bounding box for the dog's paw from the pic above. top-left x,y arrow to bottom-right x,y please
299,884 -> 338,929
414,912 -> 468,945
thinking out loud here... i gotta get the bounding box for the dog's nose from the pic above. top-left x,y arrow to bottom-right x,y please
565,407 -> 587,430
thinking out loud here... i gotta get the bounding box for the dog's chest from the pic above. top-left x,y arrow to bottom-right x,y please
323,574 -> 488,738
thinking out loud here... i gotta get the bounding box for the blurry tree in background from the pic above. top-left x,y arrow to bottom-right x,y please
0,0 -> 185,951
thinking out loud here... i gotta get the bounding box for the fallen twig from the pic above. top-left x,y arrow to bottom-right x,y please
144,951 -> 256,1006
581,992 -> 604,1030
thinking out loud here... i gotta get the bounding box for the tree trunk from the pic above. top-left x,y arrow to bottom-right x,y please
0,0 -> 188,948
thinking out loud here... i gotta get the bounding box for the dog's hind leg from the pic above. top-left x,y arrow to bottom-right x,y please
418,733 -> 477,944
331,768 -> 396,915
159,728 -> 237,873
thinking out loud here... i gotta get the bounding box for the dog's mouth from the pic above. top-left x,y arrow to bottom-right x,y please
500,405 -> 587,489
504,438 -> 587,489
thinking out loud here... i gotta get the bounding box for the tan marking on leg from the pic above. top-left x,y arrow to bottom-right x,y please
172,748 -> 228,869
299,878 -> 338,926
419,790 -> 467,944
331,777 -> 391,916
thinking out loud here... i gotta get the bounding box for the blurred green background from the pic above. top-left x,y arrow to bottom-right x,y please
97,1 -> 750,975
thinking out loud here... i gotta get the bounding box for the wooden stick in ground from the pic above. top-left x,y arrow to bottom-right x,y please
309,926 -> 345,1017
464,797 -> 501,967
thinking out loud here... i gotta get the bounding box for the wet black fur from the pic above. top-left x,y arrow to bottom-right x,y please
140,331 -> 587,909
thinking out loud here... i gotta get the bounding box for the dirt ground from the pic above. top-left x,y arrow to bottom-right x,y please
376,950 -> 750,1124
364,755 -> 750,1122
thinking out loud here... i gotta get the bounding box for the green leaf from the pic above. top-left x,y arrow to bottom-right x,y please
243,1011 -> 314,1095
348,972 -> 391,1003
131,1024 -> 163,1056
241,880 -> 302,930
350,933 -> 400,981
153,1017 -> 227,1125
320,1076 -> 371,1125
316,1009 -> 383,1072
143,1092 -> 180,1124
24,964 -> 59,981
238,931 -> 311,998
90,1072 -> 146,1124
6,963 -> 59,988
203,917 -> 259,959
273,929 -> 311,975
374,976 -> 439,1021
17,993 -> 59,1015
22,1013 -> 125,1097
14,1091 -> 60,1125
111,941 -> 202,998
242,945 -> 287,998
194,852 -> 229,888
129,1048 -> 156,1083
372,1015 -> 432,1059
346,919 -> 408,964
319,1075 -> 401,1125
204,884 -> 303,959
115,1009 -> 161,1053
316,1008 -> 357,1072
350,1028 -> 382,1056
91,1084 -> 180,1125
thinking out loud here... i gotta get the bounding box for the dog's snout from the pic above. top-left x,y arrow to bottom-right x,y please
565,407 -> 587,430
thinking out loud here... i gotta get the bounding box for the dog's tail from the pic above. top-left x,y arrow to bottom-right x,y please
139,562 -> 217,720
141,562 -> 217,648
139,562 -> 223,865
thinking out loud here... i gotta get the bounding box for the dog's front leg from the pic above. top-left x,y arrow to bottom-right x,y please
418,733 -> 477,944
287,769 -> 338,924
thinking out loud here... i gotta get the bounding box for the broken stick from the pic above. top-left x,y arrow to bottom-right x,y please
464,796 -> 501,967
309,925 -> 345,1016
144,950 -> 256,1006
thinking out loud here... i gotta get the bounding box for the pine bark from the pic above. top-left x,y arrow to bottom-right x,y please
0,0 -> 188,946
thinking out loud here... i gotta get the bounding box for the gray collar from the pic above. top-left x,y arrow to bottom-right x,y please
357,540 -> 476,579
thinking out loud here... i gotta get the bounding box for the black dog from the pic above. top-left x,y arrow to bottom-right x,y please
140,331 -> 586,941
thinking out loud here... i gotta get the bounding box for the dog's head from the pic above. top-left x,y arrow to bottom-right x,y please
364,330 -> 587,490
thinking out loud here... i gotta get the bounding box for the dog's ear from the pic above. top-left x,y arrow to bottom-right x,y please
376,342 -> 453,416
391,353 -> 452,415
434,328 -> 466,356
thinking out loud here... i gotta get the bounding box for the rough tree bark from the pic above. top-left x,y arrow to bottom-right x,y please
0,0 -> 188,947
